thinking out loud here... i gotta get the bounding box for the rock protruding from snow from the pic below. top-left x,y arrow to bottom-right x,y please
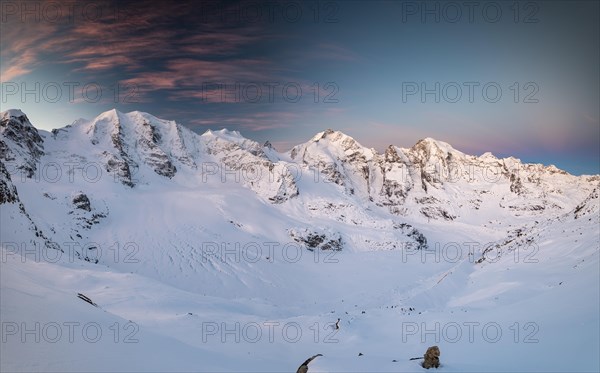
0,161 -> 19,204
68,191 -> 107,232
393,222 -> 428,250
288,227 -> 343,251
136,120 -> 177,178
572,183 -> 600,219
0,109 -> 44,178
0,155 -> 60,253
72,192 -> 92,212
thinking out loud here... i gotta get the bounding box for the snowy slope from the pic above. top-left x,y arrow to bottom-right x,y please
1,109 -> 598,372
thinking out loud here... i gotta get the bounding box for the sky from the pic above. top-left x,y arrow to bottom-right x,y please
1,0 -> 598,175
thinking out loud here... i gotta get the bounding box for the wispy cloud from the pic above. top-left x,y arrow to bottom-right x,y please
0,21 -> 59,81
0,1 -> 272,81
119,58 -> 278,103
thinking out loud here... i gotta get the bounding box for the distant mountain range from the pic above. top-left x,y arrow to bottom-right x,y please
1,108 -> 597,258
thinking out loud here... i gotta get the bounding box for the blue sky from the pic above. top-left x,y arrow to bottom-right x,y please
1,0 -> 598,174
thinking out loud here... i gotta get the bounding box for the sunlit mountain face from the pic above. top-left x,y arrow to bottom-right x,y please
1,1 -> 599,372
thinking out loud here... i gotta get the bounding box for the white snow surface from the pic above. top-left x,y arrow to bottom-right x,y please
1,109 -> 598,372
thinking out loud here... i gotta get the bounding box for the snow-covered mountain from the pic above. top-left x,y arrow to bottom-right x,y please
1,109 -> 598,372
290,128 -> 593,221
3,108 -> 595,257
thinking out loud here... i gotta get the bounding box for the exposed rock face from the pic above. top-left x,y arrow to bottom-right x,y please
103,151 -> 135,187
393,222 -> 428,250
422,346 -> 440,369
89,110 -> 138,187
0,161 -> 19,204
0,109 -> 44,178
72,192 -> 91,212
137,121 -> 177,178
573,184 -> 599,219
288,228 -> 343,251
296,354 -> 322,373
0,154 -> 60,253
69,192 -> 107,231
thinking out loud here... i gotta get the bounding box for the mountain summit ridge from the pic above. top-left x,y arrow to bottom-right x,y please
1,108 -> 597,225
2,108 -> 580,175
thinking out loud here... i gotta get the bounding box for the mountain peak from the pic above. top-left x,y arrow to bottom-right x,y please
0,109 -> 37,133
308,130 -> 368,150
201,128 -> 269,157
68,117 -> 89,127
479,151 -> 497,159
410,137 -> 463,156
310,128 -> 351,142
1,110 -> 37,132
1,109 -> 28,121
96,109 -> 152,122
202,128 -> 244,140
98,107 -> 121,117
0,109 -> 44,178
415,137 -> 453,148
89,110 -> 181,133
90,109 -> 124,127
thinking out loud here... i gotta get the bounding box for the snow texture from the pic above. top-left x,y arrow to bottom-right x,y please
1,109 -> 598,372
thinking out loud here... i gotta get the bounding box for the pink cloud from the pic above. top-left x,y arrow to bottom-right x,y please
118,58 -> 282,102
0,21 -> 59,81
0,2 -> 269,81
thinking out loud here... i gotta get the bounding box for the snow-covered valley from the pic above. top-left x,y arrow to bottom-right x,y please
1,108 -> 598,372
